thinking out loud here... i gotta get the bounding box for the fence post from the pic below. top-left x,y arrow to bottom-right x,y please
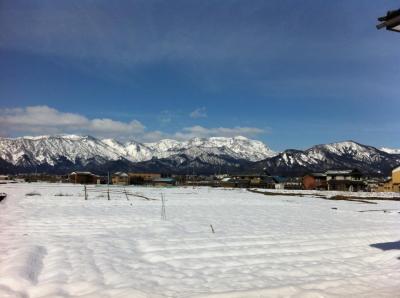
161,193 -> 166,220
124,187 -> 129,200
84,185 -> 87,200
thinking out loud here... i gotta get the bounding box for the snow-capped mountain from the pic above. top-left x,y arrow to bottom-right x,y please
252,141 -> 400,176
0,135 -> 122,167
0,135 -> 276,169
380,147 -> 400,155
101,138 -> 154,161
1,136 -> 399,175
143,136 -> 276,161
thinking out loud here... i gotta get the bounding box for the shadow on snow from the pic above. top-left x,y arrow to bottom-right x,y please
370,240 -> 400,251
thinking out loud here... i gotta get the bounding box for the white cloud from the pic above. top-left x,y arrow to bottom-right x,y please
88,118 -> 144,135
174,125 -> 265,140
0,106 -> 267,142
0,106 -> 146,139
189,107 -> 207,119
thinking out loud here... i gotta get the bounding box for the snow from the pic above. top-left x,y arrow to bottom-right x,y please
0,135 -> 276,166
251,188 -> 400,199
0,184 -> 399,298
0,135 -> 122,166
381,147 -> 400,155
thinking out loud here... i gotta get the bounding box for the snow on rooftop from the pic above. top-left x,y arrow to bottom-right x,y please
0,184 -> 399,297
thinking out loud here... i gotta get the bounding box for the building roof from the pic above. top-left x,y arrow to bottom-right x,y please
152,178 -> 176,183
272,176 -> 287,183
309,173 -> 326,178
113,172 -> 128,177
221,177 -> 232,182
325,169 -> 360,175
70,171 -> 95,175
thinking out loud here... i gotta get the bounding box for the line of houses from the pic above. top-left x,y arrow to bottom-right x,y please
44,166 -> 400,193
218,169 -> 366,191
69,171 -> 177,187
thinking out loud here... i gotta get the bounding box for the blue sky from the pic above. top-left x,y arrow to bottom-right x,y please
0,0 -> 399,151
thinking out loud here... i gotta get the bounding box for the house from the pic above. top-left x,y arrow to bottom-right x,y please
0,175 -> 10,181
283,177 -> 303,190
365,177 -> 384,192
377,166 -> 400,192
69,171 -> 99,184
151,177 -> 176,187
128,173 -> 161,185
112,172 -> 129,185
0,175 -> 12,184
273,176 -> 287,189
219,177 -> 250,188
231,174 -> 264,187
326,169 -> 365,192
377,178 -> 393,192
262,176 -> 279,189
303,173 -> 327,190
392,166 -> 400,192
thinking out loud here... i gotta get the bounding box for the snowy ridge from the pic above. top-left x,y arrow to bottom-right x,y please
1,136 -> 399,175
253,140 -> 400,175
0,135 -> 122,166
144,136 -> 276,162
380,147 -> 400,155
0,135 -> 276,166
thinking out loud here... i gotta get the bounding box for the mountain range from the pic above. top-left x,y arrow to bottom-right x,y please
0,135 -> 399,176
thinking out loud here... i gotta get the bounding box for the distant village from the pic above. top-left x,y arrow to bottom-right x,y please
1,166 -> 399,193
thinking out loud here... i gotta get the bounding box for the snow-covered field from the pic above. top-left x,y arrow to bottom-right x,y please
0,183 -> 399,298
251,188 -> 400,199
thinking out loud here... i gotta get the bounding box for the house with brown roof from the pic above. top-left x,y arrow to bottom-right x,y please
326,169 -> 365,192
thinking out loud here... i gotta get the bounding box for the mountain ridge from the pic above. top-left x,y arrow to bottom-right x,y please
0,134 -> 275,167
0,135 -> 399,176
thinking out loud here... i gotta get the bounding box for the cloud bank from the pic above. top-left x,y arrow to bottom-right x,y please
0,106 -> 265,142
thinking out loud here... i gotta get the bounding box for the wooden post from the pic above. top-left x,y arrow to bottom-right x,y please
161,193 -> 166,220
84,185 -> 87,200
124,187 -> 129,200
